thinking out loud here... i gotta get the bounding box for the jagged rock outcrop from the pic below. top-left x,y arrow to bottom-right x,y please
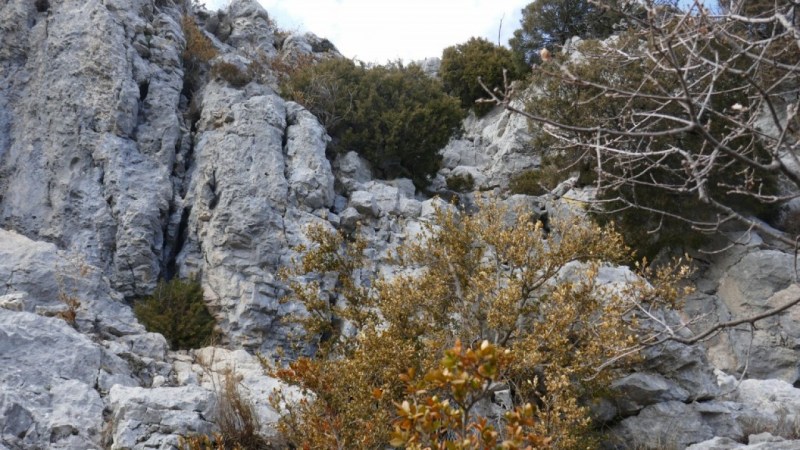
437,101 -> 538,191
689,433 -> 800,450
175,81 -> 337,352
0,229 -> 172,449
611,378 -> 800,449
1,310 -> 116,449
108,384 -> 215,449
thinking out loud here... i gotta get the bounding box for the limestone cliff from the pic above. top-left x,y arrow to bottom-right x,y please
1,0 -> 800,448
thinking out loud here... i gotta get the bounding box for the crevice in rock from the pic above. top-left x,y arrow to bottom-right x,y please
138,80 -> 149,102
207,171 -> 218,210
161,57 -> 201,281
163,206 -> 190,280
34,0 -> 50,13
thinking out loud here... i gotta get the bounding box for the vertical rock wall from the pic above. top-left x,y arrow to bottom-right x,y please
0,0 -> 186,296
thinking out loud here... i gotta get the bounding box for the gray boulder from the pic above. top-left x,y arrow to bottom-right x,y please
704,250 -> 800,382
0,310 -> 130,450
108,385 -> 215,450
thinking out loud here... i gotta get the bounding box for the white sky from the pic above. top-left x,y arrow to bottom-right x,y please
205,0 -> 530,63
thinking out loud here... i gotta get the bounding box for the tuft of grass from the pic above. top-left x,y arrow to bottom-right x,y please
216,371 -> 270,449
210,62 -> 252,88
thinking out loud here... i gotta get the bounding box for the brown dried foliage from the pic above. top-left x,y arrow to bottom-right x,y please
272,198 -> 689,448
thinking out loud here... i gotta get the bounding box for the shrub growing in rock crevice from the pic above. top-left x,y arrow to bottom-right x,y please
133,277 -> 216,350
446,172 -> 475,192
181,15 -> 217,98
282,59 -> 464,188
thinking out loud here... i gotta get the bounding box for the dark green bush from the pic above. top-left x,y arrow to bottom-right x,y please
134,278 -> 216,350
509,167 -> 559,196
211,61 -> 252,87
509,0 -> 626,64
282,59 -> 464,188
440,37 -> 526,116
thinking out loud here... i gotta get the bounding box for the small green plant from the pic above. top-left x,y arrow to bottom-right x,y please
134,278 -> 216,350
210,62 -> 252,88
508,166 -> 561,196
446,173 -> 475,192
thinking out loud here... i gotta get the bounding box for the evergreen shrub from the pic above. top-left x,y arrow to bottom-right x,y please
440,37 -> 526,116
282,59 -> 464,188
134,278 -> 216,350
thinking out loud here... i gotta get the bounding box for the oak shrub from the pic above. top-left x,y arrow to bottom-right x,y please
281,58 -> 464,188
271,199 -> 687,448
133,278 -> 216,350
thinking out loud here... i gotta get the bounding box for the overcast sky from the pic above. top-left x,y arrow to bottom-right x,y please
205,0 -> 530,63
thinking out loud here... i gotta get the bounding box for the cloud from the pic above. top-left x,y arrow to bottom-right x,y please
205,0 -> 528,63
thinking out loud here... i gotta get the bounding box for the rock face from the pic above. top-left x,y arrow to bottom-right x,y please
2,0 -> 800,449
0,0 -> 187,297
175,83 -> 336,352
679,243 -> 800,384
437,102 -> 537,190
108,385 -> 215,450
1,311 -> 110,449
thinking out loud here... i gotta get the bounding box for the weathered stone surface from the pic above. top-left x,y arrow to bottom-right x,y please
223,0 -> 277,55
612,372 -> 691,415
334,151 -> 374,191
177,81 -> 336,353
285,102 -> 336,210
0,0 -> 187,297
438,102 -> 537,189
349,190 -> 379,217
612,401 -> 717,448
688,434 -> 800,450
174,347 -> 301,437
0,310 -> 127,450
702,250 -> 800,382
108,385 -> 215,450
734,378 -> 800,433
642,335 -> 720,401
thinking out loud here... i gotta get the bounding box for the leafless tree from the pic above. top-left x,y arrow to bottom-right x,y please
482,0 -> 800,248
480,0 -> 800,367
